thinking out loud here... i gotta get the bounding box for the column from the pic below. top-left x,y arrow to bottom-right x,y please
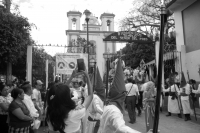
45,60 -> 48,90
26,45 -> 32,84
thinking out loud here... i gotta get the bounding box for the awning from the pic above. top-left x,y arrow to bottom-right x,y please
146,51 -> 180,66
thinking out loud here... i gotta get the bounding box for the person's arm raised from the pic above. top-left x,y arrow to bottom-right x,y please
82,71 -> 93,109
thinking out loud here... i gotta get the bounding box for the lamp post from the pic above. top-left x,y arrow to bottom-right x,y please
153,0 -> 168,133
83,9 -> 91,73
90,58 -> 96,91
103,52 -> 117,101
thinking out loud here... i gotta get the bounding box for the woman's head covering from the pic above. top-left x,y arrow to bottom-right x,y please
107,58 -> 126,113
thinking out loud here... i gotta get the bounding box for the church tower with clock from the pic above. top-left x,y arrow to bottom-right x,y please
66,10 -> 116,78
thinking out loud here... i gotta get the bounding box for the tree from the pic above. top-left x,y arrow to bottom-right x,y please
32,46 -> 54,87
0,4 -> 35,83
121,42 -> 155,69
118,0 -> 176,68
119,0 -> 174,36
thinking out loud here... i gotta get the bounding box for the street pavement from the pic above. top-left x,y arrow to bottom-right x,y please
38,110 -> 200,133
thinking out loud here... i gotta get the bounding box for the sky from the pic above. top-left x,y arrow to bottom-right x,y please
12,0 -> 134,55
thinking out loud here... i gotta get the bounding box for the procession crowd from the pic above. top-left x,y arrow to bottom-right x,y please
1,58 -> 200,133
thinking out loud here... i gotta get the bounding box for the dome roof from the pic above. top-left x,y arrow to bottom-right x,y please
85,15 -> 100,25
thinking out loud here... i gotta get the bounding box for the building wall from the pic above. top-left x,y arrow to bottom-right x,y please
186,49 -> 200,82
68,33 -> 107,78
182,0 -> 200,53
169,0 -> 197,82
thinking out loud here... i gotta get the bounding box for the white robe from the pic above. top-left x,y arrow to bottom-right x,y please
164,84 -> 180,114
98,105 -> 141,133
85,95 -> 103,133
179,84 -> 193,114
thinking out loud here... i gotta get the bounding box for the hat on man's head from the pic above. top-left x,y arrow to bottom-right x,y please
36,80 -> 43,85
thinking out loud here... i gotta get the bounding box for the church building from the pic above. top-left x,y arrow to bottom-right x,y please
66,10 -> 116,77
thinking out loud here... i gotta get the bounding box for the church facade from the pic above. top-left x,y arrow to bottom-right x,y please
65,11 -> 117,77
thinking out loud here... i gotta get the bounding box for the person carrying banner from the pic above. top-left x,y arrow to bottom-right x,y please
98,58 -> 140,133
178,72 -> 193,121
86,67 -> 105,133
163,74 -> 182,118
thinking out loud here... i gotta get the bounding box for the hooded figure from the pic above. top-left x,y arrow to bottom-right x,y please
98,58 -> 140,133
107,58 -> 126,113
85,67 -> 105,133
179,72 -> 193,121
163,73 -> 182,118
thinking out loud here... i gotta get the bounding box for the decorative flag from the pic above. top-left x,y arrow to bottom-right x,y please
180,71 -> 187,88
140,59 -> 145,68
94,67 -> 106,101
108,58 -> 126,113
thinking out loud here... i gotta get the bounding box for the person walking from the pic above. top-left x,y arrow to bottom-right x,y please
143,81 -> 156,133
98,58 -> 138,133
164,74 -> 182,118
179,72 -> 193,121
125,78 -> 139,124
32,80 -> 43,116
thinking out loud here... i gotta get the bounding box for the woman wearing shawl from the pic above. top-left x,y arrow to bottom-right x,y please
143,81 -> 156,133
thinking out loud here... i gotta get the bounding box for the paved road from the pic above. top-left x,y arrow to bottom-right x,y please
38,111 -> 200,133
124,111 -> 200,133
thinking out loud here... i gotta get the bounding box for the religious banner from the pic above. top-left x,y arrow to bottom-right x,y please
56,53 -> 88,75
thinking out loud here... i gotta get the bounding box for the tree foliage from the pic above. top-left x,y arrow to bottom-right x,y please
32,46 -> 54,85
0,5 -> 54,83
121,42 -> 155,69
118,0 -> 176,68
119,0 -> 174,36
0,5 -> 34,64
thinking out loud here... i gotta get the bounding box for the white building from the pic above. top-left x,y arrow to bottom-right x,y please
168,0 -> 200,83
66,11 -> 117,77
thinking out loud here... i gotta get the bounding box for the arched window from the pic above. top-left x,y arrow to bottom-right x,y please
72,18 -> 77,30
89,41 -> 96,55
106,20 -> 111,31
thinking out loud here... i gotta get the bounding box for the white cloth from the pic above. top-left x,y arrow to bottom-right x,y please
32,89 -> 42,108
88,95 -> 103,120
125,83 -> 138,96
23,94 -> 39,118
98,105 -> 141,133
164,84 -> 180,114
141,83 -> 148,91
48,106 -> 86,133
86,95 -> 103,133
